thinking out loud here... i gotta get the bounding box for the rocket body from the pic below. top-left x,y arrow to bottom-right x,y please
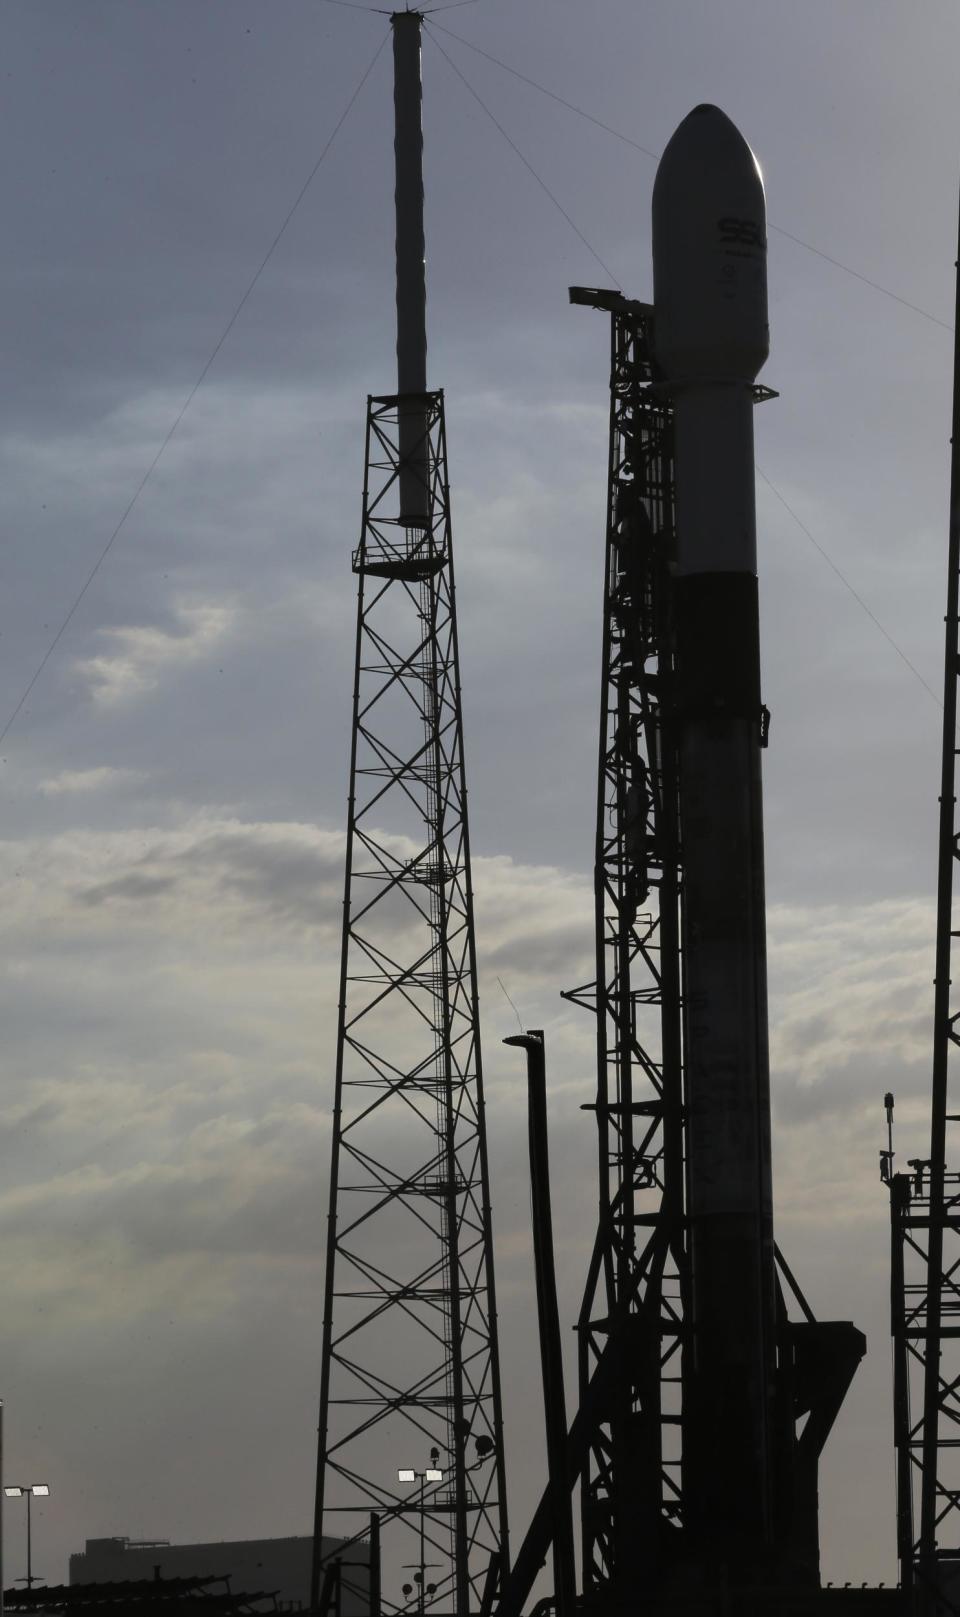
652,105 -> 777,1562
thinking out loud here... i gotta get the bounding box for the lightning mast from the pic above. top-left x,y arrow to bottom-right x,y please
311,15 -> 509,1614
886,189 -> 960,1617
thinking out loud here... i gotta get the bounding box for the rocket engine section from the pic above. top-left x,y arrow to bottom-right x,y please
652,106 -> 864,1587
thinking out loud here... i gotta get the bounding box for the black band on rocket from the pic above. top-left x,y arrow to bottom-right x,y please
674,572 -> 763,724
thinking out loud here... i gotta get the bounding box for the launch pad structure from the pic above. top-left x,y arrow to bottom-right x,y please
884,192 -> 960,1617
312,15 -> 507,1617
498,273 -> 870,1617
311,11 -> 960,1615
497,106 -> 875,1616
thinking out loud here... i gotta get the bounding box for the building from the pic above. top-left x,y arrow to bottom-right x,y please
69,1538 -> 369,1615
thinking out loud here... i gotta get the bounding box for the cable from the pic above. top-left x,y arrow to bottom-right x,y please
320,0 -> 391,13
757,467 -> 942,709
768,225 -> 952,333
429,17 -> 952,336
429,18 -> 659,162
496,977 -> 525,1035
424,22 -> 937,712
423,24 -> 619,285
0,30 -> 388,751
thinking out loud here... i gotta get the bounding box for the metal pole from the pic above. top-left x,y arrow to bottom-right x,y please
0,1404 -> 4,1617
919,178 -> 960,1607
424,507 -> 471,1616
418,1478 -> 425,1617
503,1031 -> 577,1617
890,1173 -> 914,1595
311,409 -> 374,1616
369,1513 -> 381,1617
392,11 -> 429,528
26,1491 -> 31,1592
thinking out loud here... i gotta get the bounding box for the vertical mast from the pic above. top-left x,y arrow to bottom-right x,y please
911,182 -> 960,1612
312,15 -> 509,1615
393,12 -> 429,528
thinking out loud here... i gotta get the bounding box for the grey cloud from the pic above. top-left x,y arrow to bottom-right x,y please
79,872 -> 179,906
482,917 -> 592,980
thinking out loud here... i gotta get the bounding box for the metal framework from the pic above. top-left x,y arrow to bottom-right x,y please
564,295 -> 689,1600
494,293 -> 865,1617
887,195 -> 960,1617
313,392 -> 509,1617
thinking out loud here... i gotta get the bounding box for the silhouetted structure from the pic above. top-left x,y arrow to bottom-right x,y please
69,1540 -> 360,1616
11,1573 -> 277,1617
311,13 -> 508,1617
496,106 -> 880,1617
885,192 -> 960,1617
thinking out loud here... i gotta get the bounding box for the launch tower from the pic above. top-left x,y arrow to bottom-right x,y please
886,196 -> 960,1617
498,105 -> 870,1617
311,16 -> 509,1615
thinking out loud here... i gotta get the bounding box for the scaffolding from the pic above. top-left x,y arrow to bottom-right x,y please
563,293 -> 687,1601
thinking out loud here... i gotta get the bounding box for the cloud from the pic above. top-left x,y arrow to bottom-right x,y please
38,766 -> 147,796
78,871 -> 178,906
0,812 -> 934,1591
0,798 -> 924,1604
0,810 -> 934,1241
75,603 -> 236,708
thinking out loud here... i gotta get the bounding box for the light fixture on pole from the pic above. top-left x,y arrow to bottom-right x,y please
5,1484 -> 50,1591
397,1459 -> 443,1615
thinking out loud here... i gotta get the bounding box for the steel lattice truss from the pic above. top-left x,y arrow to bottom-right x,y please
564,306 -> 688,1600
314,392 -> 508,1617
888,435 -> 960,1615
889,1159 -> 960,1614
886,223 -> 960,1616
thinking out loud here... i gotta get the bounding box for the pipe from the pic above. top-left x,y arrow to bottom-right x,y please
503,1031 -> 577,1617
369,1513 -> 381,1617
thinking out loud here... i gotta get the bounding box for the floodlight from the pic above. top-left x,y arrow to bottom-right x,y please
398,1468 -> 416,1482
425,1469 -> 442,1482
6,1482 -> 50,1590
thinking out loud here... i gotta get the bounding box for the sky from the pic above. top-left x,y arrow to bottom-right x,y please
1,0 -> 959,1595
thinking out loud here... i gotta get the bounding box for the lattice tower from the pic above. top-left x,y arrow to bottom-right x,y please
310,395 -> 509,1616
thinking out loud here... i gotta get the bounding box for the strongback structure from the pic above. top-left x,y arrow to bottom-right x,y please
886,193 -> 960,1617
562,288 -> 687,1597
312,16 -> 508,1616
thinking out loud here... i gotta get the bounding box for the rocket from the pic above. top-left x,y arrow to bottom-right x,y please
496,106 -> 867,1615
652,106 -> 779,1563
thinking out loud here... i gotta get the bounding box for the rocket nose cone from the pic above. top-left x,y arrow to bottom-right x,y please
651,104 -> 768,383
654,104 -> 764,203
